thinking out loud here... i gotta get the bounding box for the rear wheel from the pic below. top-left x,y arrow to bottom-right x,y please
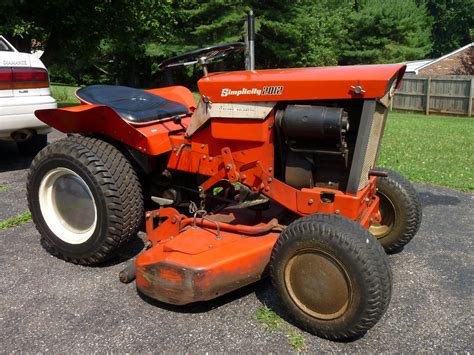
270,214 -> 392,340
369,168 -> 422,253
17,134 -> 47,156
27,136 -> 144,265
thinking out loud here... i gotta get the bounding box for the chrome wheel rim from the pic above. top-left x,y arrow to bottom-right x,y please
39,167 -> 97,244
284,248 -> 352,320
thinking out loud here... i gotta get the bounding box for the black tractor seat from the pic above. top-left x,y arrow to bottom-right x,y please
76,85 -> 190,124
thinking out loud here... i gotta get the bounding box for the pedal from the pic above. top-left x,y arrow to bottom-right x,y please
151,196 -> 173,206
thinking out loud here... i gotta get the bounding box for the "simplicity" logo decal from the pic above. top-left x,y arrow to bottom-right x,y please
221,86 -> 284,97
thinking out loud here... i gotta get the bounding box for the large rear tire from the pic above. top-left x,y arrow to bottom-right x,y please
270,214 -> 392,340
27,136 -> 144,265
369,168 -> 422,253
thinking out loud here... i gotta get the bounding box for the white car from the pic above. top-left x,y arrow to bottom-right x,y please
0,35 -> 57,155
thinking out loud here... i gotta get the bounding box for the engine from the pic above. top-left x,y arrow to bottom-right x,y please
276,99 -> 386,193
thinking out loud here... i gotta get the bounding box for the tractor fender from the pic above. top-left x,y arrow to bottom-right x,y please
34,104 -> 184,155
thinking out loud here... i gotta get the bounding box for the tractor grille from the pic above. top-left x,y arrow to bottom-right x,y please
358,106 -> 386,190
346,99 -> 389,193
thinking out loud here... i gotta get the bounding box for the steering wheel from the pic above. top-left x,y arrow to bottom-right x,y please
158,42 -> 246,73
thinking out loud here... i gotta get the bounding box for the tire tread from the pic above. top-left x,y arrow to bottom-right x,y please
376,168 -> 422,253
270,214 -> 392,340
27,136 -> 143,265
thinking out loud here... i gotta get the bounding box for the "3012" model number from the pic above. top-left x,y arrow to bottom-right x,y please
261,86 -> 284,95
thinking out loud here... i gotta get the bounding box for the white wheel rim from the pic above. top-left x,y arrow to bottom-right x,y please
39,167 -> 97,244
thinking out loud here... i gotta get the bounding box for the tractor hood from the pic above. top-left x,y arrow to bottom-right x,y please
198,64 -> 406,103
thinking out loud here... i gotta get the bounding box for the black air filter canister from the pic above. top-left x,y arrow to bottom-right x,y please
280,105 -> 349,140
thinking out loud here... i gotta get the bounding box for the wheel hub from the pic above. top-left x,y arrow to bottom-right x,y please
284,249 -> 351,320
39,167 -> 97,244
369,191 -> 396,239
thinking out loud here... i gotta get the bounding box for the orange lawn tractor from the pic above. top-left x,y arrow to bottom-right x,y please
27,42 -> 421,340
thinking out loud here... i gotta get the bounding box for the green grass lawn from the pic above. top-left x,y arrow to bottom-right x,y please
51,83 -> 80,107
50,84 -> 473,192
380,112 -> 473,192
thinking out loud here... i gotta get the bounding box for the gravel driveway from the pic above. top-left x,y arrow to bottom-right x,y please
1,132 -> 472,352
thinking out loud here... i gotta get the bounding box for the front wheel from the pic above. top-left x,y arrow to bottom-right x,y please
27,136 -> 144,265
369,168 -> 422,253
270,214 -> 392,340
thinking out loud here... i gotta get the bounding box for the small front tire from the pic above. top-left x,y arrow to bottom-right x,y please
369,168 -> 422,253
270,214 -> 392,340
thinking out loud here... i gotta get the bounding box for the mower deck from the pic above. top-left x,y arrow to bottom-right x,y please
136,227 -> 279,305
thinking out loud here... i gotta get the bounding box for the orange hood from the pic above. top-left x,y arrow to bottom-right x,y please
198,64 -> 406,103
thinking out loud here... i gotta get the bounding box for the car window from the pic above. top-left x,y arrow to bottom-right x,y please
0,38 -> 13,52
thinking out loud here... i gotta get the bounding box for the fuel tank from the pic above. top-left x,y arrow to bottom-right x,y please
198,64 -> 406,103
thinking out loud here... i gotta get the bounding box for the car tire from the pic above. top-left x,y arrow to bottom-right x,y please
27,136 -> 144,265
369,168 -> 422,253
17,134 -> 47,156
270,213 -> 392,340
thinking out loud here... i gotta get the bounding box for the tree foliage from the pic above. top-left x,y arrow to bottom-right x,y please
0,0 -> 177,85
1,0 -> 469,87
425,0 -> 474,57
341,0 -> 432,64
252,0 -> 350,68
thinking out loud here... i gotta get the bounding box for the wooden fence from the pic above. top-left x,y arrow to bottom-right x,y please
392,74 -> 474,117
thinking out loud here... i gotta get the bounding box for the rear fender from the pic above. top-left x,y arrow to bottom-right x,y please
34,104 -> 181,155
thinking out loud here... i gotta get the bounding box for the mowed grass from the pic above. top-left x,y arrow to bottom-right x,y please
0,211 -> 32,229
254,306 -> 306,351
379,112 -> 473,192
51,83 -> 80,107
